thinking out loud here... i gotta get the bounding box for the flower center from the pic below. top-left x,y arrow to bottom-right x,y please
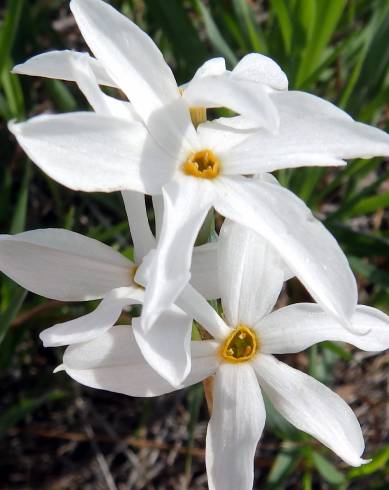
220,325 -> 258,363
182,149 -> 220,179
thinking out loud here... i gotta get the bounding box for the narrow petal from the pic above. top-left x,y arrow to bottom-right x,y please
0,229 -> 132,301
218,219 -> 285,326
40,287 -> 143,347
231,53 -> 288,90
191,242 -> 220,300
70,0 -> 178,123
184,75 -> 279,132
206,363 -> 266,490
254,355 -> 366,466
12,50 -> 116,86
221,91 -> 389,175
13,50 -> 138,122
259,304 -> 389,354
139,177 -> 214,332
132,304 -> 193,387
69,52 -> 138,120
61,326 -> 218,397
214,177 -> 357,328
177,284 -> 231,340
9,112 -> 173,194
122,191 -> 155,262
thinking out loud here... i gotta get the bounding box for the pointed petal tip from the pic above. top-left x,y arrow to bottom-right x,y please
348,456 -> 370,468
53,364 -> 65,374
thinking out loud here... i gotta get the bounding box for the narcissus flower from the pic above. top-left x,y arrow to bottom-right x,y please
58,220 -> 389,490
0,193 -> 218,386
10,0 -> 389,339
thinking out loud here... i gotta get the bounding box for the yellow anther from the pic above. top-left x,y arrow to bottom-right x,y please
182,149 -> 220,179
220,325 -> 259,364
178,87 -> 207,128
189,106 -> 207,128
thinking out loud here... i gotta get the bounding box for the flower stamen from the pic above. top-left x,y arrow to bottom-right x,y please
189,106 -> 207,128
220,325 -> 258,363
182,149 -> 220,179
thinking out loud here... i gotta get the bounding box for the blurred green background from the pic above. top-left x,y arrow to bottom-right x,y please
0,0 -> 388,488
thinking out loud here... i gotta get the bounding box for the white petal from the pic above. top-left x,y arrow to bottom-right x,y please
122,191 -> 155,262
13,50 -> 138,121
214,177 -> 357,328
70,0 -> 198,155
12,50 -> 116,86
231,53 -> 288,90
259,303 -> 389,354
145,97 -> 199,161
191,242 -> 220,300
132,304 -> 193,387
191,57 -> 226,80
70,0 -> 178,123
218,219 -> 285,326
9,112 -> 173,194
184,75 -> 279,132
206,363 -> 266,490
255,355 -> 366,466
197,119 -> 257,154
177,284 -> 231,340
139,177 -> 214,332
0,229 -> 132,301
40,286 -> 143,347
222,91 -> 389,174
61,326 -> 218,396
69,52 -> 138,120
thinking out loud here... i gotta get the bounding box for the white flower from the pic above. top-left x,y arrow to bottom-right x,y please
0,193 -> 218,386
9,0 -> 389,338
58,220 -> 389,490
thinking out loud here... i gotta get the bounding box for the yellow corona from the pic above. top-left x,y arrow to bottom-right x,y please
220,325 -> 259,363
182,149 -> 220,179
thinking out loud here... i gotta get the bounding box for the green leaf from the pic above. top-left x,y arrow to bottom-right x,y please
270,0 -> 293,55
1,59 -> 25,119
321,341 -> 352,362
312,451 -> 345,485
196,0 -> 237,66
10,162 -> 31,234
327,224 -> 389,259
45,79 -> 77,112
295,0 -> 346,87
145,0 -> 207,80
0,284 -> 27,345
232,0 -> 266,53
346,192 -> 389,218
266,444 -> 301,489
263,393 -> 300,440
348,445 -> 389,478
349,256 -> 389,292
0,0 -> 25,73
